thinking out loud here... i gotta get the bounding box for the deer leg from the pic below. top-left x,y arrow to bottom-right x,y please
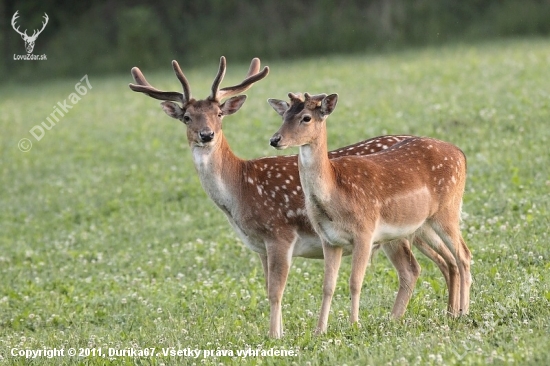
413,236 -> 452,294
349,233 -> 374,325
427,218 -> 470,317
258,253 -> 269,291
260,253 -> 285,333
382,239 -> 421,318
316,241 -> 343,335
458,235 -> 472,315
418,225 -> 461,316
266,248 -> 291,338
439,228 -> 471,316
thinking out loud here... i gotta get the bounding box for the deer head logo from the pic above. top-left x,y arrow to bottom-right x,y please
11,11 -> 49,54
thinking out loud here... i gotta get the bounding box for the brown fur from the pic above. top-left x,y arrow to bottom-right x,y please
269,92 -> 472,334
130,59 -> 455,338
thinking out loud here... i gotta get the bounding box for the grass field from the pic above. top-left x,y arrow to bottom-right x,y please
1,38 -> 549,365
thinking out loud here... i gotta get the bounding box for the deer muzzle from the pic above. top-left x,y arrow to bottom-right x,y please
270,134 -> 283,148
199,130 -> 214,143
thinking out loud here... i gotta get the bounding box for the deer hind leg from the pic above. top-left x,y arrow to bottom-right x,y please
413,237 -> 451,290
418,224 -> 461,316
458,235 -> 472,314
316,241 -> 343,335
349,232 -> 374,325
428,213 -> 471,317
381,239 -> 421,318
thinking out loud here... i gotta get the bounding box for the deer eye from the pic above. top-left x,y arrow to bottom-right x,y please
302,115 -> 312,123
218,112 -> 223,118
183,115 -> 191,123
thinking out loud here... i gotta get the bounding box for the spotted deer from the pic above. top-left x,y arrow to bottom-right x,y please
129,58 -> 453,338
269,92 -> 472,334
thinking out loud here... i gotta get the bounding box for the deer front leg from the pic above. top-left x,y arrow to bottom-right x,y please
258,253 -> 269,291
266,247 -> 291,338
316,241 -> 343,335
382,239 -> 421,318
349,233 -> 374,325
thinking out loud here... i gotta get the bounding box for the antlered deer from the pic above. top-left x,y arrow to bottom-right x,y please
269,92 -> 472,334
129,58 -> 453,338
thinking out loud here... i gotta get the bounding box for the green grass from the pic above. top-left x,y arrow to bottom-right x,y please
1,38 -> 549,365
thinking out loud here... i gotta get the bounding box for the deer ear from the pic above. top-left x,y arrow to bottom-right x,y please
221,95 -> 247,116
161,101 -> 184,120
267,99 -> 289,116
321,94 -> 338,116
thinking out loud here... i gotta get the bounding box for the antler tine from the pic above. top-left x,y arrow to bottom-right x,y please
288,92 -> 304,103
216,58 -> 269,101
130,67 -> 152,86
209,56 -> 227,101
245,58 -> 261,78
304,92 -> 327,101
304,92 -> 327,107
128,66 -> 185,103
172,60 -> 192,101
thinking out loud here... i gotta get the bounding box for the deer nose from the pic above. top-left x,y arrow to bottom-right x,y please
270,134 -> 281,147
199,130 -> 214,142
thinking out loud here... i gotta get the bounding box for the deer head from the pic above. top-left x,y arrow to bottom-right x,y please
269,92 -> 338,149
11,11 -> 49,54
129,57 -> 269,149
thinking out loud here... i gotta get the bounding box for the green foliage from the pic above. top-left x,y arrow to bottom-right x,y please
117,6 -> 172,70
3,0 -> 550,81
490,1 -> 550,36
1,39 -> 550,365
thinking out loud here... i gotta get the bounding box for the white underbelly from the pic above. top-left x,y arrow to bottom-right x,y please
292,232 -> 353,258
292,234 -> 323,258
316,219 -> 353,247
373,220 -> 423,242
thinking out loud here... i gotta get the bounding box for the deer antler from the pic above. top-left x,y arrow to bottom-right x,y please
128,62 -> 189,104
130,57 -> 268,104
245,58 -> 261,78
209,57 -> 269,101
208,57 -> 227,101
288,92 -> 304,103
304,92 -> 328,108
11,11 -> 27,38
171,60 -> 191,102
304,93 -> 328,101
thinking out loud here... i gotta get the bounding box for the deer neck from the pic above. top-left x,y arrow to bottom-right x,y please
191,133 -> 244,212
297,126 -> 335,201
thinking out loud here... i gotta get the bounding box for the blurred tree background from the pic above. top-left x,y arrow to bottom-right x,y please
2,0 -> 550,82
